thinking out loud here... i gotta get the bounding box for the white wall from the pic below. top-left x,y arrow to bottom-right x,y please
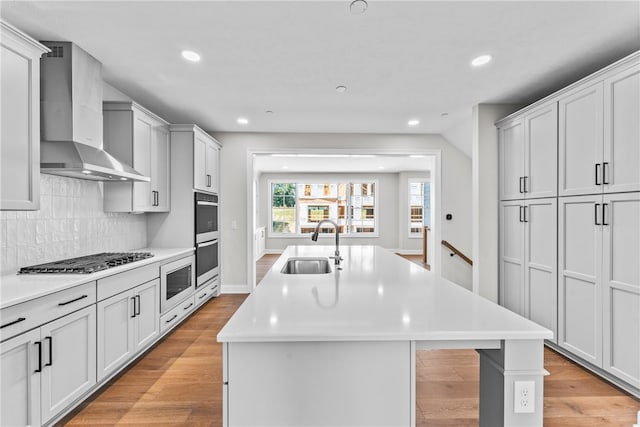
472,104 -> 522,301
213,132 -> 472,291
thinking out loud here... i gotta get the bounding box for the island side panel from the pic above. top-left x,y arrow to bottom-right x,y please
478,339 -> 547,427
225,340 -> 413,426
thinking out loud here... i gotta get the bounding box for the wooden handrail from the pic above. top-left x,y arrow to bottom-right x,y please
422,226 -> 430,264
441,240 -> 473,266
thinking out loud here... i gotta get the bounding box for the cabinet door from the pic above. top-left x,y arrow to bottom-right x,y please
0,37 -> 43,210
499,201 -> 525,315
558,195 -> 602,366
134,279 -> 160,351
558,83 -> 604,196
193,133 -> 208,191
498,119 -> 525,201
524,198 -> 557,341
97,290 -> 135,381
603,64 -> 640,194
525,103 -> 558,199
40,305 -> 97,424
0,329 -> 40,426
132,113 -> 153,211
207,143 -> 220,194
602,192 -> 640,388
151,125 -> 170,211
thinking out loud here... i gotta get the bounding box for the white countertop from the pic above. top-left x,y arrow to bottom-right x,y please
0,247 -> 194,309
217,245 -> 553,343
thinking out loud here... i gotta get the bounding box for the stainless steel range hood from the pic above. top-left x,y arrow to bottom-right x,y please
39,42 -> 150,182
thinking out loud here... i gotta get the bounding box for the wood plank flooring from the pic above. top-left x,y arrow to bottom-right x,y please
60,254 -> 639,426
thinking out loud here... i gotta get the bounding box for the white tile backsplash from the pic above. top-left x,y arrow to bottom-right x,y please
0,175 -> 147,274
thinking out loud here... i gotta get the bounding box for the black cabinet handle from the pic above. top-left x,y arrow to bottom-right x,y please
165,314 -> 178,324
198,293 -> 207,300
45,336 -> 53,367
1,317 -> 26,329
135,295 -> 141,316
519,177 -> 524,194
58,294 -> 88,306
523,205 -> 528,223
595,203 -> 601,225
183,302 -> 194,310
519,205 -> 524,223
603,162 -> 609,185
602,203 -> 609,226
595,163 -> 601,185
131,296 -> 137,318
523,176 -> 528,193
34,341 -> 42,373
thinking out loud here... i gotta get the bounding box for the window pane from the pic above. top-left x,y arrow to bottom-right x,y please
409,181 -> 430,234
272,183 -> 296,233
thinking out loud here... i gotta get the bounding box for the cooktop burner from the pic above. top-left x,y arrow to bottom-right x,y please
18,252 -> 154,274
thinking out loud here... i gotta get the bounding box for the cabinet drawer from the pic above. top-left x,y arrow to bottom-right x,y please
0,281 -> 96,342
97,263 -> 159,301
195,277 -> 218,308
160,295 -> 195,334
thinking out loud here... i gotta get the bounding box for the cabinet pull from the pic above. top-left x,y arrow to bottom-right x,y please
519,205 -> 524,223
198,293 -> 208,300
34,341 -> 42,373
207,174 -> 211,187
519,177 -> 524,194
0,317 -> 26,329
523,176 -> 528,193
602,162 -> 609,185
131,296 -> 137,318
165,314 -> 178,324
45,336 -> 53,367
595,203 -> 601,225
523,205 -> 528,223
135,295 -> 141,316
602,203 -> 609,226
595,163 -> 601,185
58,294 -> 88,306
183,302 -> 194,310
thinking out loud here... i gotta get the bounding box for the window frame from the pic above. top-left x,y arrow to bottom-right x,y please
407,179 -> 430,238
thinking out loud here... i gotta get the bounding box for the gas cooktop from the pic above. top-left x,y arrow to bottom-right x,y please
18,252 -> 154,274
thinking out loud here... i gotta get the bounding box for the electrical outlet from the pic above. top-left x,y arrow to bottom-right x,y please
514,380 -> 535,413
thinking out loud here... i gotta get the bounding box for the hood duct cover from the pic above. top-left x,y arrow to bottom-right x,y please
39,41 -> 149,182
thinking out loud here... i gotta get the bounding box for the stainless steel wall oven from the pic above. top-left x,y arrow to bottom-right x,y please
195,192 -> 220,289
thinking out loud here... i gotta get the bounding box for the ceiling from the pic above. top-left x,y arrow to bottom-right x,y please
2,1 -> 639,159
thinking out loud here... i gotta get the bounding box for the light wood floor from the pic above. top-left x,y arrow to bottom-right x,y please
60,255 -> 639,426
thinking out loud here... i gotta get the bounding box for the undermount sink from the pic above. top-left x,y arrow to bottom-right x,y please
280,257 -> 332,274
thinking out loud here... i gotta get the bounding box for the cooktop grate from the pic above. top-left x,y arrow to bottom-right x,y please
18,252 -> 154,274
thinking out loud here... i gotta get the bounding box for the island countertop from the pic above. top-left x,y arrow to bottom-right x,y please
217,245 -> 553,343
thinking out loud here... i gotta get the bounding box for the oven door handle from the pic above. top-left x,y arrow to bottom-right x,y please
196,201 -> 218,207
197,240 -> 218,248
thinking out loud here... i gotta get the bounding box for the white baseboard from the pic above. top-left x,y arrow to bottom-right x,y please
221,284 -> 250,294
392,249 -> 423,255
264,249 -> 283,255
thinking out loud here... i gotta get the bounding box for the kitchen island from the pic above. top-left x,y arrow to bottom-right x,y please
217,246 -> 552,426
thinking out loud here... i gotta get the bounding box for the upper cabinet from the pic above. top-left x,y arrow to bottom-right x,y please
173,125 -> 220,194
0,22 -> 49,210
498,102 -> 558,201
193,128 -> 220,194
103,101 -> 170,213
559,62 -> 640,196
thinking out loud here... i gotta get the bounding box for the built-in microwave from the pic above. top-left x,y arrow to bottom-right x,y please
195,192 -> 218,243
160,255 -> 195,313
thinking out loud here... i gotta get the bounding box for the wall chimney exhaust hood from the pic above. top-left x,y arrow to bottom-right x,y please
39,41 -> 150,182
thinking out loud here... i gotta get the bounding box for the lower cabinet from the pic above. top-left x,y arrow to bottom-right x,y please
0,305 -> 96,426
160,295 -> 195,335
97,279 -> 159,381
500,198 -> 557,340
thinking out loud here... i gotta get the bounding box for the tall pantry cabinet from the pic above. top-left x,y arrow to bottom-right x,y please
497,51 -> 640,396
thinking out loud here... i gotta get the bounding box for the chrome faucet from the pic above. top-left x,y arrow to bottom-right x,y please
311,219 -> 343,266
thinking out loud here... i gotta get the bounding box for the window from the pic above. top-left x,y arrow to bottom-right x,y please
270,181 -> 377,235
409,181 -> 430,235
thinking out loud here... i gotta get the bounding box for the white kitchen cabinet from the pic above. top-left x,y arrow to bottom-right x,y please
500,198 -> 557,339
603,63 -> 640,194
40,305 -> 96,424
601,192 -> 640,388
499,102 -> 557,201
97,279 -> 159,381
103,101 -> 171,212
0,329 -> 41,426
0,22 -> 49,210
188,125 -> 221,193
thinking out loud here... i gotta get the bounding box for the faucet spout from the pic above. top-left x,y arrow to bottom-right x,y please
311,219 -> 342,265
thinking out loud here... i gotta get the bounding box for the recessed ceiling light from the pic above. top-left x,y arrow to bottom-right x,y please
441,112 -> 449,117
120,177 -> 128,181
471,54 -> 492,67
82,170 -> 92,174
281,166 -> 289,170
350,0 -> 368,14
265,110 -> 274,114
237,117 -> 249,125
378,166 -> 385,170
335,85 -> 347,93
408,119 -> 420,126
181,50 -> 201,62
